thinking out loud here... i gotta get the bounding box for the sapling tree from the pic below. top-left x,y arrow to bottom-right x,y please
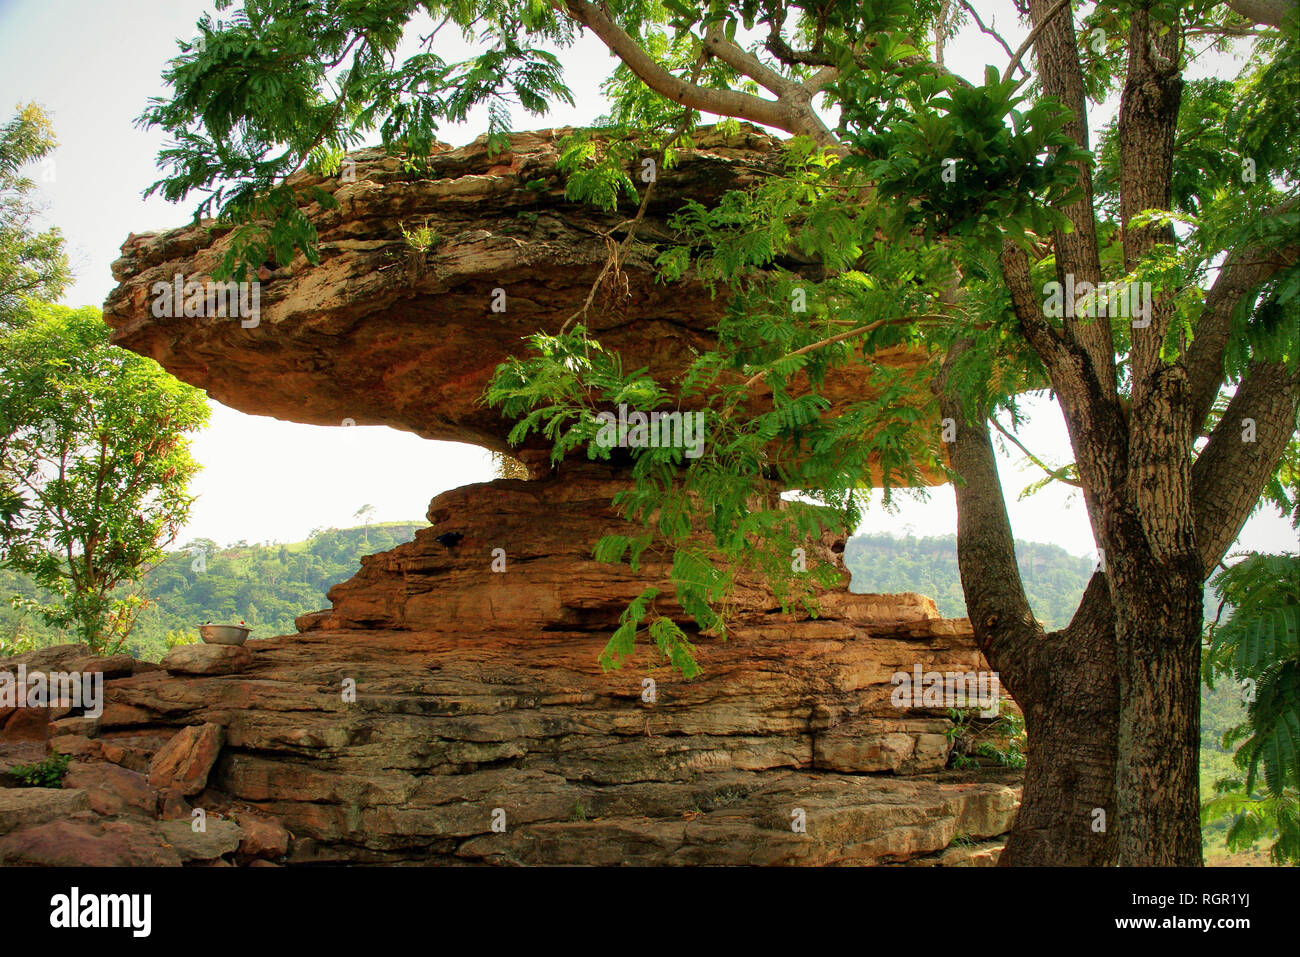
0,304 -> 209,653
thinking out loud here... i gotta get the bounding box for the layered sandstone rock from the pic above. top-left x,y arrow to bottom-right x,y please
1,466 -> 1019,866
102,125 -> 933,465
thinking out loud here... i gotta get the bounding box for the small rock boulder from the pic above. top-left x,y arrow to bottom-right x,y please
158,788 -> 193,820
0,706 -> 52,743
160,644 -> 252,676
63,760 -> 157,816
148,723 -> 224,796
158,818 -> 242,862
235,813 -> 290,862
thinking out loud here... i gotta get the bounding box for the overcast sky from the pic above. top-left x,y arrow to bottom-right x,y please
0,0 -> 1293,561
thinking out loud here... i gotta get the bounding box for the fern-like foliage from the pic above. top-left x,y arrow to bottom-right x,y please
1201,552 -> 1300,865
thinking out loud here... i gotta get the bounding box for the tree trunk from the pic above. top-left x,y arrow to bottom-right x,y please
1112,560 -> 1205,865
1000,577 -> 1118,865
935,345 -> 1118,865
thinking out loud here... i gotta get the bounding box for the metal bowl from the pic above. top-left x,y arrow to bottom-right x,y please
199,624 -> 251,646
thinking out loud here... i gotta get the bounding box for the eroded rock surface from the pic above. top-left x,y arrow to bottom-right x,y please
102,125 -> 933,465
1,465 -> 1018,866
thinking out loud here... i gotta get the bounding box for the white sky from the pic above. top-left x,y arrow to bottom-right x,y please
0,0 -> 1294,560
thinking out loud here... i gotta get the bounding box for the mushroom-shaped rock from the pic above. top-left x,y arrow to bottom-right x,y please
104,125 -> 935,475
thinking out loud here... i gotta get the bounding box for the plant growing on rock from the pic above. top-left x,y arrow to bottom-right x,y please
8,750 -> 70,788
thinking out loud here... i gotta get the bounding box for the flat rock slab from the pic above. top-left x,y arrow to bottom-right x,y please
0,816 -> 181,866
160,644 -> 252,676
158,818 -> 242,862
0,787 -> 90,835
102,125 -> 937,474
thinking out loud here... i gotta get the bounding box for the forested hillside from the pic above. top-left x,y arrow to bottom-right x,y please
0,522 -> 425,660
845,533 -> 1095,630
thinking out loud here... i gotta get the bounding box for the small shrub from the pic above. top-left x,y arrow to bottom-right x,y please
10,751 -> 71,788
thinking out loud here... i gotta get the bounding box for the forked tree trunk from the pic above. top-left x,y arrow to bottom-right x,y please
936,362 -> 1119,865
999,579 -> 1118,866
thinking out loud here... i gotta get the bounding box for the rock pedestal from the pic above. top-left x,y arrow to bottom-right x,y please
0,465 -> 1018,866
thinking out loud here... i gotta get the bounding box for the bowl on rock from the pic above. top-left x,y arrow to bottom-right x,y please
199,624 -> 251,646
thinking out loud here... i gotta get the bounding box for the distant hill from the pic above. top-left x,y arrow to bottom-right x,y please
0,525 -> 1185,657
845,532 -> 1095,630
0,522 -> 426,660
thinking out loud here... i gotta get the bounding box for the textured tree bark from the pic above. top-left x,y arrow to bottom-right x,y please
1105,8 -> 1206,866
998,579 -> 1120,866
1111,564 -> 1205,865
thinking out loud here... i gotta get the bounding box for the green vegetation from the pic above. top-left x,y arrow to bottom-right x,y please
8,750 -> 70,788
0,522 -> 424,661
0,303 -> 209,654
946,708 -> 1027,771
0,103 -> 69,329
1201,553 -> 1300,865
845,533 -> 1094,630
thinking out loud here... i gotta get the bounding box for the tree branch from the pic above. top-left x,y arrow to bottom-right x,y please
702,22 -> 798,100
990,415 -> 1083,488
955,0 -> 1021,75
933,339 -> 1042,693
1184,199 -> 1300,435
1023,0 -> 1118,401
561,1 -> 832,144
1192,360 -> 1300,569
1225,0 -> 1297,27
1003,0 -> 1072,84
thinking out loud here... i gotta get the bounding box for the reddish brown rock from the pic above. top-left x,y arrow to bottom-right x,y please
148,723 -> 224,796
0,817 -> 181,866
102,125 -> 936,474
0,706 -> 51,743
158,789 -> 192,821
160,644 -> 252,676
235,813 -> 290,862
0,469 -> 1016,865
63,760 -> 157,816
51,734 -> 102,760
79,467 -> 1018,865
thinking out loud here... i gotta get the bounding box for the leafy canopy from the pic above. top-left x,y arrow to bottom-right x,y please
0,103 -> 69,328
0,304 -> 210,653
